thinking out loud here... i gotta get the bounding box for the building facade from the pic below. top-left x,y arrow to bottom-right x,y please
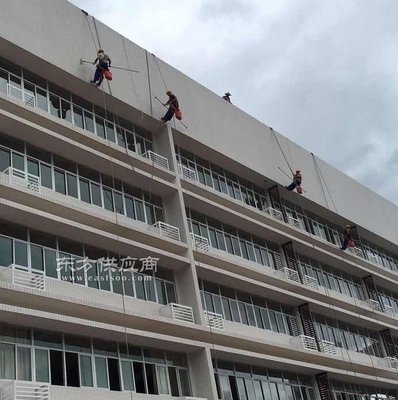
0,1 -> 397,400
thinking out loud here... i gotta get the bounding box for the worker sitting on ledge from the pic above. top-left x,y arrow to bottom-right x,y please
222,92 -> 232,103
161,91 -> 179,122
90,49 -> 111,86
286,170 -> 302,192
340,225 -> 353,250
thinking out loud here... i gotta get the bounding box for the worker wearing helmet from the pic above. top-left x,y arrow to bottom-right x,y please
286,170 -> 302,191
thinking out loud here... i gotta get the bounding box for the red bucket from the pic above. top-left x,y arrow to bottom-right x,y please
103,70 -> 113,81
348,240 -> 355,248
296,186 -> 303,194
175,109 -> 182,120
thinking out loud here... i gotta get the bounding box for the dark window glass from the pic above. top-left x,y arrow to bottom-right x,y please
114,192 -> 124,214
40,164 -> 52,189
125,197 -> 135,219
73,106 -> 84,129
0,148 -> 11,171
49,94 -> 60,118
79,179 -> 90,203
165,282 -> 177,303
50,350 -> 64,386
30,244 -> 44,271
135,276 -> 146,300
108,358 -> 121,391
66,174 -> 78,198
0,69 -> 8,94
95,117 -> 106,139
99,266 -> 111,291
44,249 -> 57,278
116,127 -> 126,148
61,100 -> 72,122
145,364 -> 157,394
15,241 -> 28,267
84,111 -> 95,133
27,159 -> 39,176
12,153 -> 24,171
106,122 -> 116,142
222,298 -> 232,321
87,262 -> 99,289
135,199 -> 145,222
54,170 -> 66,194
0,236 -> 12,266
91,183 -> 102,207
103,188 -> 114,212
145,204 -> 155,224
65,352 -> 80,387
133,362 -> 146,393
168,367 -> 179,396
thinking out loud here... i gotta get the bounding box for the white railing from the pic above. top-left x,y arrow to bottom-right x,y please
349,247 -> 365,259
384,356 -> 398,370
8,265 -> 46,291
204,310 -> 224,330
362,299 -> 383,312
278,267 -> 301,283
303,275 -> 319,290
160,303 -> 195,324
7,84 -> 36,108
178,163 -> 199,181
263,206 -> 284,221
320,340 -> 337,355
1,380 -> 50,400
150,221 -> 181,241
287,215 -> 304,230
142,150 -> 169,170
384,305 -> 397,317
190,232 -> 210,251
291,335 -> 318,352
3,167 -> 40,193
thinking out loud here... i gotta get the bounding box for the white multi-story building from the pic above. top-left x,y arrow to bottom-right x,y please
0,1 -> 397,400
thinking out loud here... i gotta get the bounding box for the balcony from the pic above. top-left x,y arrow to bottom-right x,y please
143,150 -> 170,170
160,303 -> 195,324
319,340 -> 337,355
178,163 -> 198,181
0,380 -> 49,400
0,265 -> 45,291
263,206 -> 284,222
287,215 -> 305,231
148,221 -> 181,242
203,310 -> 224,330
3,167 -> 40,193
382,356 -> 398,370
291,335 -> 318,352
302,274 -> 319,290
190,233 -> 210,251
277,267 -> 301,284
7,83 -> 36,108
362,299 -> 383,313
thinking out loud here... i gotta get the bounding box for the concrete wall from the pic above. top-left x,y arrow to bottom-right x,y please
0,0 -> 397,246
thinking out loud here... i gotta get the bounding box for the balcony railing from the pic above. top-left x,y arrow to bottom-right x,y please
178,163 -> 199,181
303,274 -> 319,290
142,150 -> 169,170
263,206 -> 284,222
320,340 -> 337,355
160,303 -> 195,324
3,167 -> 40,193
0,380 -> 50,400
204,310 -> 224,330
149,221 -> 181,241
7,83 -> 36,108
4,264 -> 46,291
287,215 -> 304,231
383,356 -> 398,370
362,299 -> 383,313
278,267 -> 301,283
190,233 -> 210,251
291,335 -> 318,352
384,305 -> 397,318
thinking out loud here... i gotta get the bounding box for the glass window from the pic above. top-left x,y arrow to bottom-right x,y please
73,106 -> 84,129
15,241 -> 28,268
165,282 -> 177,303
90,183 -> 102,207
0,236 -> 12,267
79,178 -> 91,203
103,188 -> 114,212
35,349 -> 49,382
0,343 -> 15,379
66,173 -> 78,198
134,199 -> 145,222
40,164 -> 52,189
0,148 -> 11,171
178,369 -> 191,396
145,204 -> 155,224
95,357 -> 108,388
12,153 -> 24,171
17,347 -> 31,381
30,244 -> 44,271
0,69 -> 8,94
84,111 -> 95,133
125,197 -> 135,219
106,122 -> 116,142
80,355 -> 93,387
36,88 -> 48,112
49,94 -> 60,118
61,99 -> 72,122
121,360 -> 134,391
95,117 -> 106,139
114,192 -> 124,215
54,169 -> 66,194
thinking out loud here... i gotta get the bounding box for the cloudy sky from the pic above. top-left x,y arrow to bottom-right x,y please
69,0 -> 398,204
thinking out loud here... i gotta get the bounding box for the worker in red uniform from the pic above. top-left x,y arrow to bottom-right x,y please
161,91 -> 179,122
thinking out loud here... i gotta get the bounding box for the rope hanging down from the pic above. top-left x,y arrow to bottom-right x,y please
270,127 -> 294,175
